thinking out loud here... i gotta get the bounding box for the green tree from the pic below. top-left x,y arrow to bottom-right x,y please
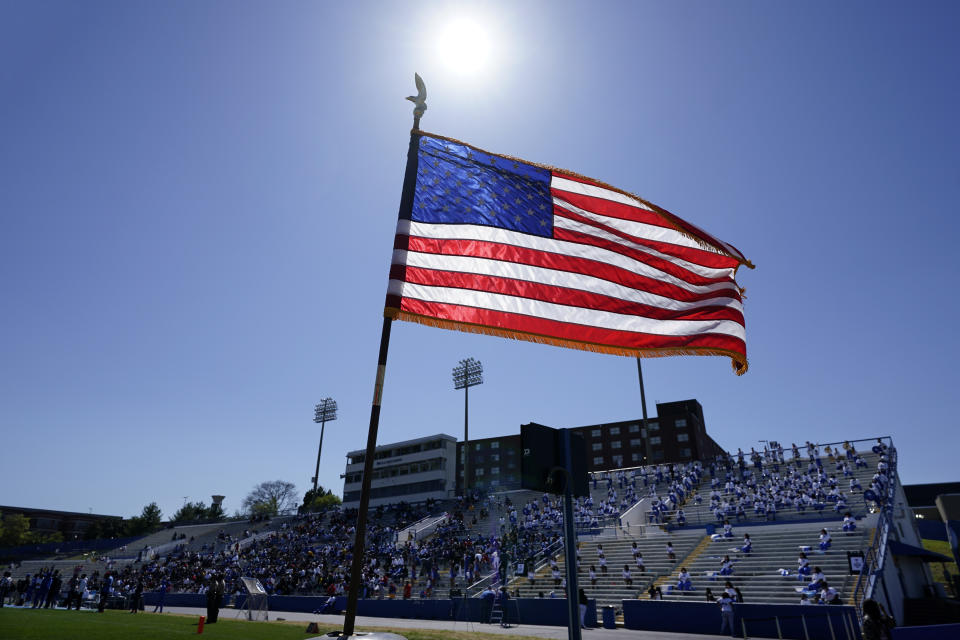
242,480 -> 297,517
0,514 -> 30,547
125,502 -> 163,536
27,530 -> 63,544
206,502 -> 225,520
301,486 -> 342,511
83,517 -> 125,540
172,501 -> 207,523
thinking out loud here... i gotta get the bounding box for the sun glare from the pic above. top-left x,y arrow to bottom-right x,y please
436,18 -> 491,74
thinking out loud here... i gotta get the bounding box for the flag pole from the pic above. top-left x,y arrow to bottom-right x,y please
636,358 -> 654,467
340,76 -> 426,639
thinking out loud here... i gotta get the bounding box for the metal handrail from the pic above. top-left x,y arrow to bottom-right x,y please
850,442 -> 896,620
464,537 -> 565,597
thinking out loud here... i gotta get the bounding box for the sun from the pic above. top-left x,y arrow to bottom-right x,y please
436,17 -> 492,74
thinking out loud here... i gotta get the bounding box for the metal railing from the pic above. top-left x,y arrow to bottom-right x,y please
464,537 -> 565,597
851,439 -> 897,620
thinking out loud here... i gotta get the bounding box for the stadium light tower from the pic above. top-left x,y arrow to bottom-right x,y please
452,357 -> 483,494
312,398 -> 338,498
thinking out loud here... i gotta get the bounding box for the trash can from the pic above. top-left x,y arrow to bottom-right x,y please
602,605 -> 617,629
705,523 -> 716,536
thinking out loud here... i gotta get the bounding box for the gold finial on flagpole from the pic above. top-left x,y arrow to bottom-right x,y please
406,73 -> 427,129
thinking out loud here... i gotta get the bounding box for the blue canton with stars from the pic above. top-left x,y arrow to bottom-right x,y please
409,136 -> 553,238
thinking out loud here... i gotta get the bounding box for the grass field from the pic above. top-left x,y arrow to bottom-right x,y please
921,538 -> 958,596
0,608 -> 545,640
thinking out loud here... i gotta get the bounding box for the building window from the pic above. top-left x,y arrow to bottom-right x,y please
629,423 -> 640,433
490,467 -> 500,475
675,418 -> 687,428
491,441 -> 499,449
611,441 -> 622,449
490,454 -> 500,462
591,429 -> 601,437
610,426 -> 620,435
648,422 -> 659,432
649,436 -> 661,445
612,455 -> 623,466
593,456 -> 604,465
677,433 -> 689,442
680,448 -> 692,458
475,468 -> 484,476
474,442 -> 483,451
631,453 -> 641,462
630,438 -> 643,447
592,443 -> 603,451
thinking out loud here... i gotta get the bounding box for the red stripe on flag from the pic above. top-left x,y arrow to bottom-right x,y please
401,235 -> 742,305
552,220 -> 732,288
395,297 -> 747,355
394,266 -> 745,324
551,189 -> 740,270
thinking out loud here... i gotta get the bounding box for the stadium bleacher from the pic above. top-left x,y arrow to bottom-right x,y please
1,437 -> 893,624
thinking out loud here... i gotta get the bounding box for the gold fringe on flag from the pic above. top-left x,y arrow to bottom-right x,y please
385,307 -> 748,376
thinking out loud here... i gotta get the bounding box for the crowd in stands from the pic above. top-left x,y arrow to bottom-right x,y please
0,438 -> 893,613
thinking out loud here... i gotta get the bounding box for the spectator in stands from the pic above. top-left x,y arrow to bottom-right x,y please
719,555 -> 734,576
704,587 -> 715,602
635,552 -> 645,572
589,565 -> 597,586
666,542 -> 676,562
820,580 -> 840,605
797,552 -> 811,577
799,592 -> 810,605
722,520 -> 733,538
740,534 -> 752,554
807,567 -> 826,591
842,512 -> 857,532
819,528 -> 832,551
717,589 -> 735,636
622,565 -> 633,587
677,567 -> 692,591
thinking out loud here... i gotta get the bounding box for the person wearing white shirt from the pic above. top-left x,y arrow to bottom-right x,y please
677,567 -> 692,591
717,592 -> 735,636
819,529 -> 832,551
622,565 -> 633,587
820,581 -> 840,605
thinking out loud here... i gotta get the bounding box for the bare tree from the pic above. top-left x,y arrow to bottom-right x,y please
241,480 -> 297,517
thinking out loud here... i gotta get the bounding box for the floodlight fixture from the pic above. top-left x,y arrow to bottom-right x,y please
311,397 -> 338,498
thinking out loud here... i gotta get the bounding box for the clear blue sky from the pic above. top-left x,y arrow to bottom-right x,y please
2,1 -> 958,521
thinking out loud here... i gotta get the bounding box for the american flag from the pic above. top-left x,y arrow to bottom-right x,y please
385,133 -> 753,374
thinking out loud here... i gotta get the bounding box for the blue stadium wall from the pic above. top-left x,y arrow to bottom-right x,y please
143,593 -> 597,627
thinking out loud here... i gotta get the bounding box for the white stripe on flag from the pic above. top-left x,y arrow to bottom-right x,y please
387,280 -> 747,341
397,220 -> 740,296
551,175 -> 742,260
551,205 -> 736,280
551,175 -> 654,212
395,250 -> 744,314
552,195 -> 711,257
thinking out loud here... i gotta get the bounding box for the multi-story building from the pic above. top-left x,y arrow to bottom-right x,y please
342,399 -> 725,500
453,399 -> 724,493
0,505 -> 120,541
341,434 -> 457,509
